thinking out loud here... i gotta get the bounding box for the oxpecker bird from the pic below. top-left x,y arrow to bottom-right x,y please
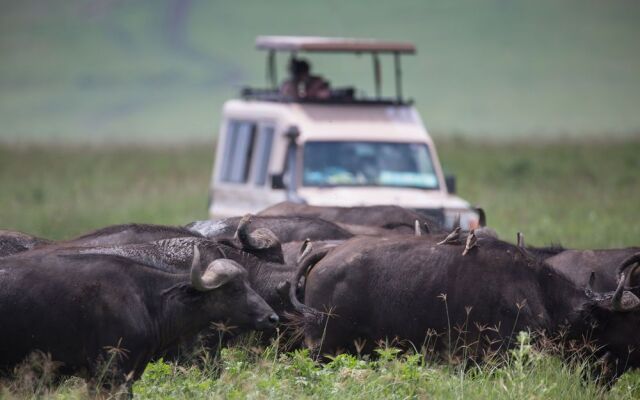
437,226 -> 461,245
462,229 -> 478,256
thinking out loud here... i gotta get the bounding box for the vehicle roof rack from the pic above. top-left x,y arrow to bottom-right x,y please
254,35 -> 416,103
256,35 -> 416,54
240,87 -> 410,106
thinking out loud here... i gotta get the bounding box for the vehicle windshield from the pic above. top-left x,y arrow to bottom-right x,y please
302,141 -> 439,189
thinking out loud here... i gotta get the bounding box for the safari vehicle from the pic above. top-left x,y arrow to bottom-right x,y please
209,36 -> 482,229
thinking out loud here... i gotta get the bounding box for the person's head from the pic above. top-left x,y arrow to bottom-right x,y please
289,59 -> 310,79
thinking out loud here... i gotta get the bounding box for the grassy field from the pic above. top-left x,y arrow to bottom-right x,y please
1,0 -> 640,140
1,139 -> 638,248
0,139 -> 639,398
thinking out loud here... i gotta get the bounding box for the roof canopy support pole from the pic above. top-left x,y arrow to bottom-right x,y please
267,50 -> 277,89
394,52 -> 402,103
372,53 -> 381,99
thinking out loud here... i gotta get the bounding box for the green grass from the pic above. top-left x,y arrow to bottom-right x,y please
0,139 -> 639,398
0,143 -> 214,240
5,334 -> 640,399
1,139 -> 638,247
130,333 -> 640,399
437,137 -> 640,248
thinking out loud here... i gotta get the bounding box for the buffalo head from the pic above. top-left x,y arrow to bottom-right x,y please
189,246 -> 279,331
582,253 -> 640,372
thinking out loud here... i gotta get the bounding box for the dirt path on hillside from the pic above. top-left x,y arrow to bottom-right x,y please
165,0 -> 244,86
80,0 -> 243,130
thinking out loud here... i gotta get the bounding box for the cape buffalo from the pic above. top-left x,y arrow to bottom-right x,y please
286,236 -> 640,376
0,245 -> 278,387
56,236 -> 338,356
63,236 -> 339,319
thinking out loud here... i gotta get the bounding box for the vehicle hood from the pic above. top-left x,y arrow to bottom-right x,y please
297,186 -> 471,210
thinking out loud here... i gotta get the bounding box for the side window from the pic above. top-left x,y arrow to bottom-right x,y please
252,126 -> 275,186
220,120 -> 257,183
219,121 -> 239,181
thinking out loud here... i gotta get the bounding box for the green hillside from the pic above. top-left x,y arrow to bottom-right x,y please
1,0 -> 640,141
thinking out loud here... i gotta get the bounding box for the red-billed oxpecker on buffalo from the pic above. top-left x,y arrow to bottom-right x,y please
285,234 -> 640,378
0,245 -> 278,388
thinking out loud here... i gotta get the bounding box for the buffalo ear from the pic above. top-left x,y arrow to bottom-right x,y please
246,228 -> 281,250
191,258 -> 244,291
234,214 -> 281,251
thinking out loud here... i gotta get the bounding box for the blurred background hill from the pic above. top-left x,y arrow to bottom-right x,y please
1,0 -> 640,142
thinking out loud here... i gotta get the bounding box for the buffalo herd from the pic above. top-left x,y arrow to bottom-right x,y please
0,201 -> 638,390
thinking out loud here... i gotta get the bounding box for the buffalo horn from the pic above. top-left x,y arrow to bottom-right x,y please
297,239 -> 312,264
190,246 -> 243,291
611,253 -> 640,311
611,270 -> 640,312
234,214 -> 252,241
616,253 -> 640,282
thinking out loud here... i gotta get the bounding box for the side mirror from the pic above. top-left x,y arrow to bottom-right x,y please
273,126 -> 299,191
271,174 -> 286,189
285,125 -> 300,140
475,206 -> 487,227
445,175 -> 456,194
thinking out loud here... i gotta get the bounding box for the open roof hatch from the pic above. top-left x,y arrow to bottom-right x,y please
254,35 -> 416,104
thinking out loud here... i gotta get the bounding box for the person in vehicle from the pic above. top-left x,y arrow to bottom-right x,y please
280,58 -> 330,99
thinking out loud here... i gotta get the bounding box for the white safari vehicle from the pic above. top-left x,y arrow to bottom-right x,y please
209,36 -> 482,229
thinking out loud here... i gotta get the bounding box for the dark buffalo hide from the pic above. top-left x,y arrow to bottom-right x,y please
546,247 -> 640,292
286,236 -> 640,377
0,245 -> 277,386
